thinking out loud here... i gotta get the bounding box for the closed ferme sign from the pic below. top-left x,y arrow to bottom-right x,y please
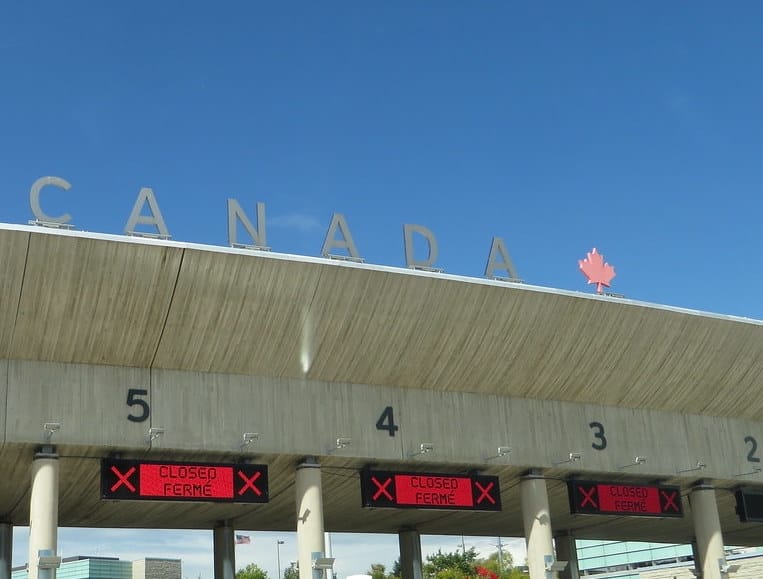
360,469 -> 501,511
568,481 -> 682,517
101,459 -> 268,503
736,490 -> 763,522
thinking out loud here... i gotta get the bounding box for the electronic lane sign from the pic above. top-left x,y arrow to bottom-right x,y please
735,490 -> 763,522
360,470 -> 501,511
568,481 -> 682,518
101,459 -> 268,504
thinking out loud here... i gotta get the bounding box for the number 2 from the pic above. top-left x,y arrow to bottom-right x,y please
589,421 -> 607,450
745,435 -> 760,463
376,406 -> 399,437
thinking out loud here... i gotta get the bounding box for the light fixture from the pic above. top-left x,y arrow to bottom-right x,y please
719,559 -> 741,574
312,557 -> 335,570
327,437 -> 352,454
43,422 -> 61,441
677,460 -> 707,474
552,452 -> 582,466
37,554 -> 61,570
276,539 -> 285,579
240,432 -> 260,450
619,456 -> 647,470
544,555 -> 568,573
145,427 -> 165,445
409,442 -> 434,457
484,446 -> 512,461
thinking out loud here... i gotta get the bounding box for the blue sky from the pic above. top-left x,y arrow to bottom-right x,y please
2,1 -> 763,577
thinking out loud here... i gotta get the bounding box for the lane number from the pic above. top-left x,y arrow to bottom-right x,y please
589,421 -> 607,451
745,435 -> 760,463
376,406 -> 399,437
126,388 -> 150,423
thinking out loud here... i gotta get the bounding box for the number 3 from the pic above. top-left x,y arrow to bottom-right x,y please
589,421 -> 607,450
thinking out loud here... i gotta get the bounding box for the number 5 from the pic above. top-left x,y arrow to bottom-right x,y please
126,388 -> 150,422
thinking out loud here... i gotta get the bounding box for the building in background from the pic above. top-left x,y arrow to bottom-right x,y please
11,556 -> 180,579
576,540 -> 763,577
132,557 -> 182,579
577,540 -> 693,576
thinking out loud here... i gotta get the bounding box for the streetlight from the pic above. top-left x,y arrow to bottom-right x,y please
277,540 -> 285,579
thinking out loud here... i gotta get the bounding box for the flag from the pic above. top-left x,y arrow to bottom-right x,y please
235,534 -> 251,545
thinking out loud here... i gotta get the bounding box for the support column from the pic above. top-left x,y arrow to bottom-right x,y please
690,482 -> 726,579
296,459 -> 326,579
691,541 -> 701,577
554,534 -> 579,579
521,472 -> 557,579
0,523 -> 12,579
398,528 -> 423,579
28,449 -> 59,579
213,525 -> 236,579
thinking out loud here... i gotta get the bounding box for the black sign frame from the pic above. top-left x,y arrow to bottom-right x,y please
568,480 -> 683,518
101,458 -> 269,504
736,489 -> 763,522
360,469 -> 501,511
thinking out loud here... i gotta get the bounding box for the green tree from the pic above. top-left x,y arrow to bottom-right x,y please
369,563 -> 387,579
423,547 -> 478,579
390,558 -> 401,579
236,563 -> 270,579
476,550 -> 514,577
283,565 -> 299,579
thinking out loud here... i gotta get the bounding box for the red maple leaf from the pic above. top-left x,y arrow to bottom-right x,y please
579,248 -> 616,294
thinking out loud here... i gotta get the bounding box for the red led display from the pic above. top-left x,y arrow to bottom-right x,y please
568,481 -> 682,517
101,459 -> 268,503
361,470 -> 501,511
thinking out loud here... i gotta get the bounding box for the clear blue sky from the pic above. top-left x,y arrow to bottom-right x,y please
3,1 -> 763,319
2,1 -> 763,576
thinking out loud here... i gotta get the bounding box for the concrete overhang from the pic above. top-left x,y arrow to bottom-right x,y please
1,223 -> 761,418
2,223 -> 763,544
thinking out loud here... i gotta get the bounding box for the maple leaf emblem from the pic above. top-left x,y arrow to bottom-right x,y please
579,248 -> 616,294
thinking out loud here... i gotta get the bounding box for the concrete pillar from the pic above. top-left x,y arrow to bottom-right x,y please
213,525 -> 236,579
398,528 -> 423,579
554,534 -> 579,579
0,523 -> 11,579
28,449 -> 59,579
521,472 -> 557,579
691,541 -> 701,577
296,459 -> 326,579
690,482 -> 726,579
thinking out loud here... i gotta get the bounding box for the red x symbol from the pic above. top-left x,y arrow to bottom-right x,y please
110,466 -> 136,493
237,470 -> 262,496
371,476 -> 393,501
661,490 -> 679,512
579,486 -> 598,509
474,481 -> 496,504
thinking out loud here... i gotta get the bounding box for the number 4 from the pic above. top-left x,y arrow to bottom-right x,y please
376,406 -> 399,437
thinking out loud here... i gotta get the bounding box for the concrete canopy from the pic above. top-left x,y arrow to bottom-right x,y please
1,223 -> 763,544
